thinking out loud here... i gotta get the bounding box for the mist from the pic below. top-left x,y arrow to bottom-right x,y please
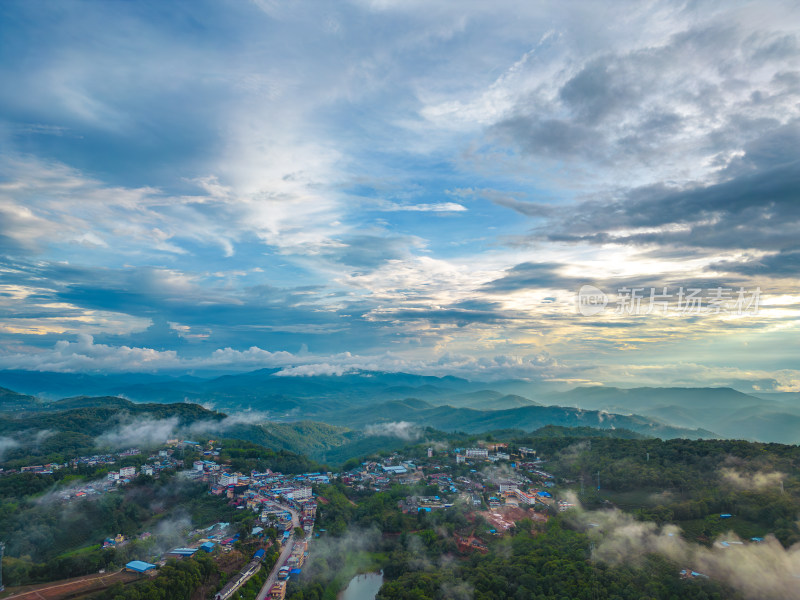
364,421 -> 422,441
563,492 -> 800,600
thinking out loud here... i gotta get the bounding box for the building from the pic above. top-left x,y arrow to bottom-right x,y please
219,473 -> 239,486
285,486 -> 312,501
126,560 -> 156,573
269,580 -> 287,599
201,542 -> 216,553
381,465 -> 408,475
302,502 -> 317,521
120,466 -> 136,478
514,489 -> 537,505
465,448 -> 489,459
557,500 -> 575,512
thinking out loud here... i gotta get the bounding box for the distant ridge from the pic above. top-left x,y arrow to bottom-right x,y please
0,370 -> 795,442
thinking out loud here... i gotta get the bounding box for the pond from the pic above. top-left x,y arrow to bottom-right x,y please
338,571 -> 384,600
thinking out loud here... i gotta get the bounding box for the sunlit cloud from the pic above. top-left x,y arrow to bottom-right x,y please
0,1 -> 797,389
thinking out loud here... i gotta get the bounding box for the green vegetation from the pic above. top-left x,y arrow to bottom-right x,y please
521,434 -> 800,546
0,399 -> 223,467
0,473 -> 252,587
90,553 -> 220,600
284,428 -> 800,600
215,438 -> 323,474
377,520 -> 730,600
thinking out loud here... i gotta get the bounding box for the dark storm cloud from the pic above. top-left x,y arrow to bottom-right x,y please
366,298 -> 517,327
713,248 -> 800,277
552,156 -> 800,250
482,258 -> 747,295
491,24 -> 800,168
482,262 -> 580,292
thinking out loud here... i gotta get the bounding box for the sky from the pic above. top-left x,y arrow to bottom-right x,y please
0,0 -> 798,391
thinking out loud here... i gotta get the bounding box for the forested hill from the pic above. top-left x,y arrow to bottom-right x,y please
316,399 -> 717,439
0,398 -> 225,468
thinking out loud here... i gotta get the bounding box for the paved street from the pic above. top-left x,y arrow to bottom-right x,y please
255,507 -> 300,600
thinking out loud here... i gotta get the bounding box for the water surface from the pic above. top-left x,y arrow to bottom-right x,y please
338,571 -> 384,600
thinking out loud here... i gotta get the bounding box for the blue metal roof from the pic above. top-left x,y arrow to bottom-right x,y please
126,560 -> 156,572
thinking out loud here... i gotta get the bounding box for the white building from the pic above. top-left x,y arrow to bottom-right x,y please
193,461 -> 205,471
514,489 -> 537,505
219,473 -> 238,486
120,466 -> 136,478
465,448 -> 489,459
285,486 -> 312,501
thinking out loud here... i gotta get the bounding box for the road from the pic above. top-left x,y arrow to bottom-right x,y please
1,569 -> 137,600
255,506 -> 300,600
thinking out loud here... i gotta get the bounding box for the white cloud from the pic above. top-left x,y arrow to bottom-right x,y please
568,500 -> 800,600
380,202 -> 467,212
364,421 -> 421,440
95,416 -> 180,449
0,436 -> 20,459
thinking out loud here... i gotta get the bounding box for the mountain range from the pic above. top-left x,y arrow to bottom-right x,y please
0,369 -> 797,443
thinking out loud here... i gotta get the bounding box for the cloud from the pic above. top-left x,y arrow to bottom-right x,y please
93,409 -> 272,449
0,0 -> 799,395
364,421 -> 422,440
543,150 -> 800,253
95,416 -> 180,449
566,496 -> 800,600
381,202 -> 467,212
274,363 -> 358,377
719,468 -> 786,491
0,436 -> 20,459
0,334 -> 180,373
